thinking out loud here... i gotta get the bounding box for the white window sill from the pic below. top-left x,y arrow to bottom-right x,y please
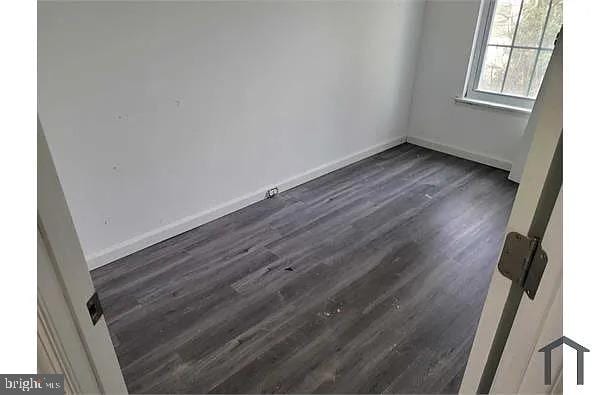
454,96 -> 532,115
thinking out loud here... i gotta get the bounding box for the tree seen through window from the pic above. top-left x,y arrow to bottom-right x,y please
478,0 -> 562,98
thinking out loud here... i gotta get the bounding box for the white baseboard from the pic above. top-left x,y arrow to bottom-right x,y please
86,135 -> 407,270
406,136 -> 512,171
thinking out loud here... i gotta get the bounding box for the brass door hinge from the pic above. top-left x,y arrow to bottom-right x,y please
498,232 -> 548,299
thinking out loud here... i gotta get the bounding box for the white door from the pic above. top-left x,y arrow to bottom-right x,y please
494,189 -> 563,394
38,117 -> 128,394
515,189 -> 563,394
460,33 -> 563,393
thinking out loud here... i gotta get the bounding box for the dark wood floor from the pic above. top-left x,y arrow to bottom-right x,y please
92,144 -> 517,394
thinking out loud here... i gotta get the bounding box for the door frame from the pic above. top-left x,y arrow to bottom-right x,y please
460,32 -> 563,393
511,189 -> 563,394
38,229 -> 100,393
37,117 -> 127,394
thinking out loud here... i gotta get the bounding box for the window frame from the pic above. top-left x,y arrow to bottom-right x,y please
463,0 -> 557,110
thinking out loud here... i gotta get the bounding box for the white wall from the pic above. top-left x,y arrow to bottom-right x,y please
38,1 -> 425,268
407,0 -> 530,170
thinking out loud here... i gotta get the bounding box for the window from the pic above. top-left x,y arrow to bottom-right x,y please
464,0 -> 562,110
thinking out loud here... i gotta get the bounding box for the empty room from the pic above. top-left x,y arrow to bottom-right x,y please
37,0 -> 563,393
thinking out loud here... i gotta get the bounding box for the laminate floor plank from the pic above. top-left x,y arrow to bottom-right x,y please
92,144 -> 517,394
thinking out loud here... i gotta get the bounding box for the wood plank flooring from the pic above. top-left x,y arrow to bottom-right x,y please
92,144 -> 517,394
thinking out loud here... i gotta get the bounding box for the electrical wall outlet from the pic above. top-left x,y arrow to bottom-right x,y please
265,187 -> 279,199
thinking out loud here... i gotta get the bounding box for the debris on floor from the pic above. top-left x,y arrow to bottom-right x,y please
322,303 -> 344,318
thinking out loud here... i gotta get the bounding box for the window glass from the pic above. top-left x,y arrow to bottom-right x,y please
542,0 -> 563,48
502,48 -> 538,96
469,0 -> 562,106
528,50 -> 552,97
488,0 -> 522,45
514,0 -> 551,47
478,46 -> 511,92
